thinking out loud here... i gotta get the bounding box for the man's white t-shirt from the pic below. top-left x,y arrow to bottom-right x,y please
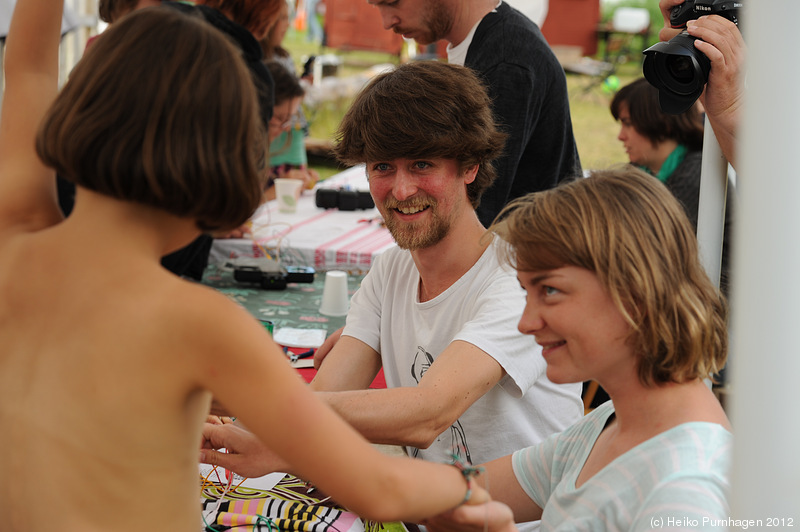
342,237 -> 583,465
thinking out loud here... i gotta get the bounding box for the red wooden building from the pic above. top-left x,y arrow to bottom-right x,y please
323,0 -> 601,57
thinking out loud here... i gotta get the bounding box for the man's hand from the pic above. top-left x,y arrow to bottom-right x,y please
687,16 -> 745,138
422,501 -> 518,532
658,0 -> 687,41
206,414 -> 235,425
200,422 -> 291,478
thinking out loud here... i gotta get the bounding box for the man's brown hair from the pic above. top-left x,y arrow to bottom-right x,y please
334,61 -> 507,209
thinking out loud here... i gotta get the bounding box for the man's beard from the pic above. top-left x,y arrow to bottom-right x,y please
382,198 -> 451,250
395,1 -> 452,45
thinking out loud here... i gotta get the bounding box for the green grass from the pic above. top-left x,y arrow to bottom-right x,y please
282,27 -> 647,175
566,61 -> 643,170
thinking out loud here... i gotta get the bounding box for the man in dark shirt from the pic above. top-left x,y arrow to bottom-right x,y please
367,0 -> 582,225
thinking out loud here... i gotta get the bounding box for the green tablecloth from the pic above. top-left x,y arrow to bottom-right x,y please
201,265 -> 363,336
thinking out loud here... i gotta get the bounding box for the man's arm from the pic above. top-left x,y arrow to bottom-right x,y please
474,63 -> 540,225
473,59 -> 578,225
312,326 -> 343,370
313,338 -> 505,448
310,334 -> 383,391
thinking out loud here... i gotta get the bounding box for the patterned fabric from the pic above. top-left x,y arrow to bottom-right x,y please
202,498 -> 355,531
201,474 -> 417,532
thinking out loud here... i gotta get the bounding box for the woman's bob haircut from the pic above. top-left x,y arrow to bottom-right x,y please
493,166 -> 727,386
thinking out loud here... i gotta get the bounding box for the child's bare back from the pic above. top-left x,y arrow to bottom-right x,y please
0,2 -> 487,529
0,211 -> 229,528
0,3 -> 280,528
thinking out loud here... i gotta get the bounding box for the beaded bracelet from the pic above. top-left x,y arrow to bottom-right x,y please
450,453 -> 485,507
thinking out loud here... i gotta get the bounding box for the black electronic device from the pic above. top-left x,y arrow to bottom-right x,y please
285,266 -> 316,283
315,188 -> 375,211
260,273 -> 288,290
232,263 -> 315,290
642,0 -> 742,114
233,265 -> 266,284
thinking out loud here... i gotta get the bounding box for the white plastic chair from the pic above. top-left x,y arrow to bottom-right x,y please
612,7 -> 650,34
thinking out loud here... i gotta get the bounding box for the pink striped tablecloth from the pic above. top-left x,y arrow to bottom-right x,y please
209,165 -> 395,272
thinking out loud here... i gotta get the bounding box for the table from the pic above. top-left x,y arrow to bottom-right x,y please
201,264 -> 385,388
209,165 -> 396,273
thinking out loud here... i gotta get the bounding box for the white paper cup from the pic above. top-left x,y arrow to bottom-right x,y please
274,178 -> 303,213
319,270 -> 350,316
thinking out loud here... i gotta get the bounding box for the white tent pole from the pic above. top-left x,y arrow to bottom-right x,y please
697,116 -> 728,290
729,0 -> 800,522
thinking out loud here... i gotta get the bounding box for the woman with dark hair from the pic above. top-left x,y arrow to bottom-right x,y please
97,0 -> 160,23
611,77 -> 734,297
610,77 -> 705,228
166,0 -> 280,127
160,0 -> 280,277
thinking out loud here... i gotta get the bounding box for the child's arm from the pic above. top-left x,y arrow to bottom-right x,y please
0,0 -> 65,235
190,291 -> 488,523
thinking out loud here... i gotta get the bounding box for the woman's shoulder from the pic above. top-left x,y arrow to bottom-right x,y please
542,401 -> 616,451
634,417 -> 733,482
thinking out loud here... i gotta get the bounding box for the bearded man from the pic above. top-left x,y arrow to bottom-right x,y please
367,0 -> 582,227
201,62 -> 582,532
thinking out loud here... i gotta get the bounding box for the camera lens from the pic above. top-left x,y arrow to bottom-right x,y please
642,32 -> 711,115
665,55 -> 695,85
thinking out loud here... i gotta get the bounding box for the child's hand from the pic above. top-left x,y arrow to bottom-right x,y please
465,482 -> 490,506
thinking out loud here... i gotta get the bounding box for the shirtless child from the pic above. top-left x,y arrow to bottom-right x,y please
0,1 -> 485,529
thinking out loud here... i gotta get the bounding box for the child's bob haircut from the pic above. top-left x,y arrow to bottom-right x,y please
493,166 -> 728,386
36,7 -> 267,232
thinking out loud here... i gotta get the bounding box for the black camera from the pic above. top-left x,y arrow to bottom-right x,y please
315,188 -> 375,211
643,0 -> 742,115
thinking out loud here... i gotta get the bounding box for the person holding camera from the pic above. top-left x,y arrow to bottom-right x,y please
418,167 -> 732,532
656,0 -> 746,167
